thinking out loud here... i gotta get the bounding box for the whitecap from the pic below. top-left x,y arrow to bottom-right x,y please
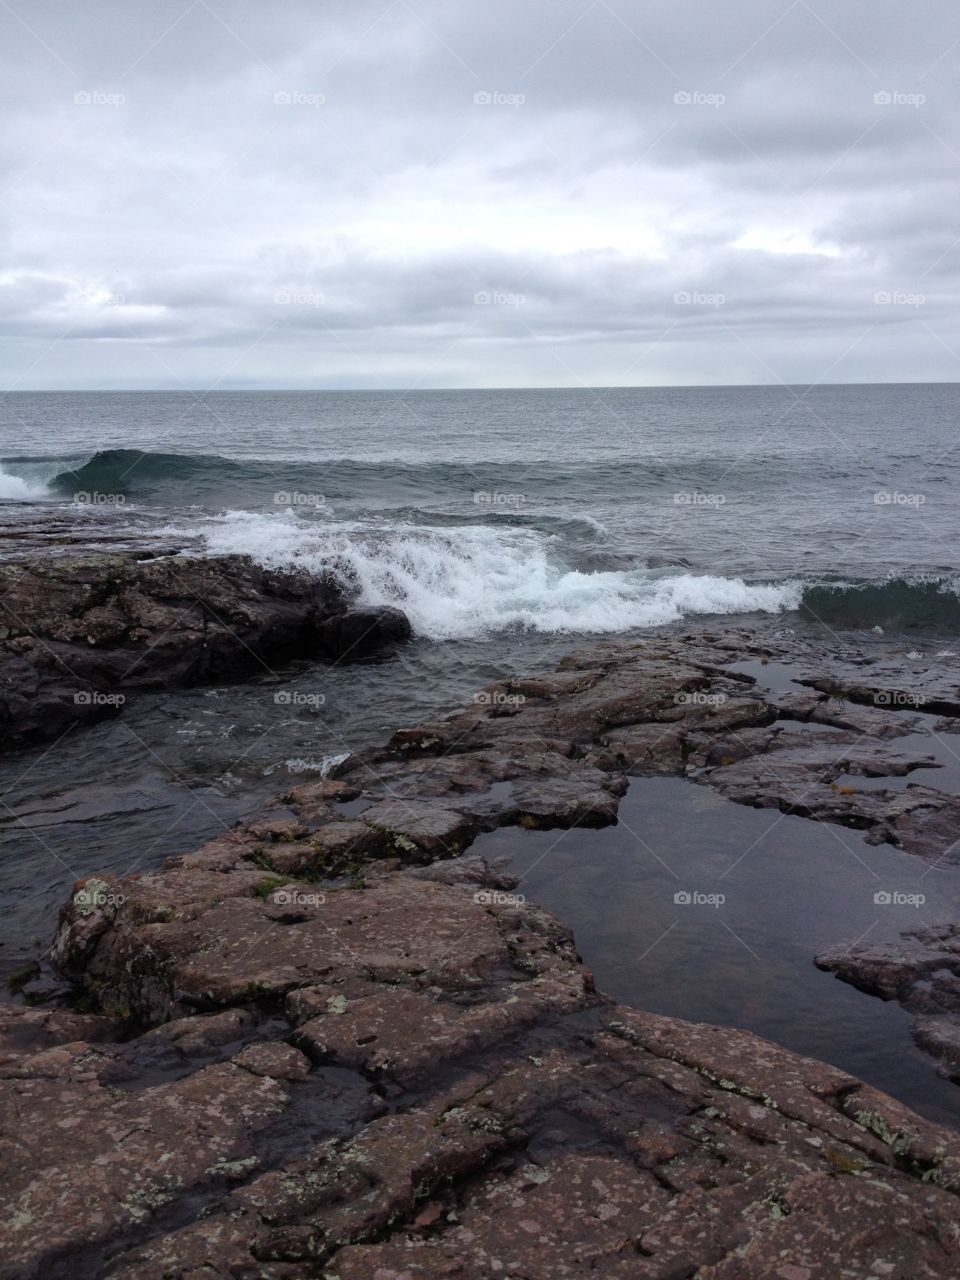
176,509 -> 804,641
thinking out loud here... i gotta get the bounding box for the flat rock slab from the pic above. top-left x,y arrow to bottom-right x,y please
52,859 -> 590,1031
818,921 -> 960,1077
4,994 -> 959,1279
334,631 -> 960,862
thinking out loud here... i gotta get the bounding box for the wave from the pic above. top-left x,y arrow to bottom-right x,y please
183,510 -> 803,640
171,510 -> 960,638
0,464 -> 51,501
49,449 -> 248,497
43,447 -> 849,511
800,577 -> 960,631
17,448 -> 960,639
366,505 -> 609,543
47,448 -> 612,498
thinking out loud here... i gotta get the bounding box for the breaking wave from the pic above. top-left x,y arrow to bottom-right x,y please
184,510 -> 804,640
0,464 -> 50,502
800,577 -> 960,631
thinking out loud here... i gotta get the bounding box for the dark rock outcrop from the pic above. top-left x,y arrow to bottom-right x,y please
818,922 -> 960,1080
0,553 -> 410,748
333,629 -> 960,862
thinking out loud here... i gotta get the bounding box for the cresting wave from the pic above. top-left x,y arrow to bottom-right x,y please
184,511 -> 960,638
29,446 -> 867,506
801,578 -> 960,631
7,447 -> 960,636
0,464 -> 50,502
187,510 -> 804,640
43,448 -> 633,500
48,449 -> 246,496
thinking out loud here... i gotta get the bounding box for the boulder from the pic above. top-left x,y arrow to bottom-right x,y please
0,553 -> 411,748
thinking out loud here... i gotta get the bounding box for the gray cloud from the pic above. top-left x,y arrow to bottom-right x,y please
1,0 -> 959,388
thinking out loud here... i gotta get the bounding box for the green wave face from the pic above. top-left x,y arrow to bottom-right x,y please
801,578 -> 960,631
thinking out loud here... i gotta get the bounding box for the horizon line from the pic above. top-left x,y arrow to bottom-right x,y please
4,379 -> 960,395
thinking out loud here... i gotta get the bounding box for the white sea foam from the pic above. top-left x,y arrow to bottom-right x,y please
188,510 -> 804,640
264,753 -> 350,777
0,464 -> 50,501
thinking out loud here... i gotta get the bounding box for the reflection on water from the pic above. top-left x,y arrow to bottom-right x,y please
477,776 -> 960,1129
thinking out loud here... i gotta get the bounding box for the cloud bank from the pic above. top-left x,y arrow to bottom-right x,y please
2,0 -> 959,387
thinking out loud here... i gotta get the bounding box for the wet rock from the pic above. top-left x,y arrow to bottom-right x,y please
327,631 -> 959,865
358,799 -> 475,859
916,1017 -> 960,1078
879,786 -> 960,862
602,721 -> 688,773
0,553 -> 410,748
705,749 -> 955,852
290,977 -> 583,1087
311,603 -> 411,661
0,1005 -> 115,1067
338,744 -> 628,837
0,1044 -> 292,1277
137,1008 -> 258,1056
818,922 -> 960,1078
8,985 -> 956,1280
52,862 -> 588,1029
402,852 -> 518,889
8,627 -> 960,1275
233,1041 -> 312,1081
799,670 -> 960,718
819,923 -> 960,1004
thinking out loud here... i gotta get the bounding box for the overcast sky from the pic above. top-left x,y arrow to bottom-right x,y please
2,0 -> 960,389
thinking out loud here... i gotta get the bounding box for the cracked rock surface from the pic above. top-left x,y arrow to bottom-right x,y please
5,629 -> 960,1277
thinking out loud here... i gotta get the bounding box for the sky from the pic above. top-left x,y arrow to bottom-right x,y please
2,0 -> 960,389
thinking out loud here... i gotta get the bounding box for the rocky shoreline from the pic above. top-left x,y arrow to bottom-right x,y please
0,552 -> 410,749
3,603 -> 960,1276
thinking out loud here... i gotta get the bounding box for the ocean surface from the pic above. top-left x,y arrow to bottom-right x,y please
2,385 -> 960,636
2,386 -> 960,1120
